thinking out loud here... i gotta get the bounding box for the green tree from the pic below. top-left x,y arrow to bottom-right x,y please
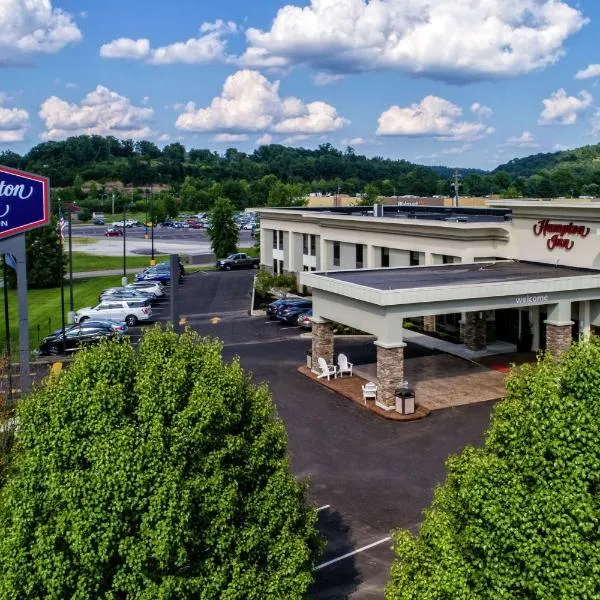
501,185 -> 521,199
386,339 -> 600,599
77,207 -> 92,222
267,182 -> 307,207
163,194 -> 179,219
358,183 -> 380,206
208,197 -> 238,258
0,328 -> 321,598
7,219 -> 64,289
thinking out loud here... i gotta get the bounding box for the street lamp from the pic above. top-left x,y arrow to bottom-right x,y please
144,188 -> 150,239
122,195 -> 127,286
150,192 -> 155,266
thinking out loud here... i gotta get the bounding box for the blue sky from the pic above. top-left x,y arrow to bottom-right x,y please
2,0 -> 600,170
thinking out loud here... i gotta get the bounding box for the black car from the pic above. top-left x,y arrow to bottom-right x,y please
39,323 -> 122,356
276,301 -> 313,324
266,298 -> 310,320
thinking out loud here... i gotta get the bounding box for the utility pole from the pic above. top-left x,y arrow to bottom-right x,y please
451,170 -> 461,208
112,192 -> 115,216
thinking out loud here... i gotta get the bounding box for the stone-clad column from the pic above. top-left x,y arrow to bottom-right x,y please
375,342 -> 406,410
423,315 -> 436,332
464,311 -> 487,351
312,318 -> 334,367
546,324 -> 572,360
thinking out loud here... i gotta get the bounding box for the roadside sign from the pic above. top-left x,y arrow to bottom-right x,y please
0,165 -> 50,241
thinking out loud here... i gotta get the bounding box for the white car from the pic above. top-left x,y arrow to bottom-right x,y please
126,282 -> 165,297
75,300 -> 152,326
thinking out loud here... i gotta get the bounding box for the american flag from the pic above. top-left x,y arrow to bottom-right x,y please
58,210 -> 66,243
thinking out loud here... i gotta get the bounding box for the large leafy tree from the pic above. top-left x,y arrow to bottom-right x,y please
208,197 -> 238,258
387,339 -> 600,599
0,328 -> 321,598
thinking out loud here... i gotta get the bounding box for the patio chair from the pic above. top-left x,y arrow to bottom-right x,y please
337,353 -> 353,378
361,382 -> 377,404
317,356 -> 338,380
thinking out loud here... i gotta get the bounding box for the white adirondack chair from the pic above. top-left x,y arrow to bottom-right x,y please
337,353 -> 353,378
317,356 -> 338,380
361,382 -> 377,404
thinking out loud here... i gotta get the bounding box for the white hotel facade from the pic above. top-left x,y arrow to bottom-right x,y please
255,200 -> 600,409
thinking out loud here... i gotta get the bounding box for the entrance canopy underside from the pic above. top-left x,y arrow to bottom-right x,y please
300,261 -> 600,346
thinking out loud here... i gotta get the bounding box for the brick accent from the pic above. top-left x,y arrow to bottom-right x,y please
546,323 -> 572,360
312,320 -> 334,366
376,345 -> 405,409
423,315 -> 436,332
464,311 -> 487,351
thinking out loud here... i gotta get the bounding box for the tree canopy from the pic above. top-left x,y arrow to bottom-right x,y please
0,328 -> 321,598
208,197 -> 238,259
386,339 -> 600,599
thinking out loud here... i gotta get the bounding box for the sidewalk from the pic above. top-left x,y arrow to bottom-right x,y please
72,268 -> 145,279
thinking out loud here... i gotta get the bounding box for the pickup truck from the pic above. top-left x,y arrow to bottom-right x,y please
216,253 -> 260,271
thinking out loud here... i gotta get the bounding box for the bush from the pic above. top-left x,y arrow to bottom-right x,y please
0,328 -> 321,598
254,270 -> 297,297
386,338 -> 600,599
77,207 -> 92,222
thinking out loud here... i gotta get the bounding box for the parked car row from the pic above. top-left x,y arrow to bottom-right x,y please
266,298 -> 313,327
135,260 -> 184,283
39,320 -> 128,356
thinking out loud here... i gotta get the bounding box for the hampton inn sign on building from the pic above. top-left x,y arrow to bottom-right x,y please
255,200 -> 600,410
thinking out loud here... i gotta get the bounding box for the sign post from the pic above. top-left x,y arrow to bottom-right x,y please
0,166 -> 50,394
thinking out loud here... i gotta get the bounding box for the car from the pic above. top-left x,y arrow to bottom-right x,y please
135,267 -> 171,283
104,228 -> 123,237
75,300 -> 152,326
297,309 -> 313,328
99,287 -> 153,304
276,301 -> 313,324
266,297 -> 310,320
39,323 -> 123,356
216,253 -> 260,271
125,281 -> 165,297
76,319 -> 129,333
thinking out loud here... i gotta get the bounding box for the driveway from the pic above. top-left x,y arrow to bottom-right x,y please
172,271 -> 496,598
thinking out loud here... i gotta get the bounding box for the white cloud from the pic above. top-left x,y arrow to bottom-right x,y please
592,110 -> 600,135
256,133 -> 274,145
0,0 -> 81,64
157,133 -> 171,142
538,88 -> 593,125
175,69 -> 348,136
442,144 -> 472,155
0,93 -> 29,142
212,133 -> 249,142
39,85 -> 154,140
239,0 -> 587,82
342,137 -> 367,146
471,103 -> 493,119
501,130 -> 540,148
100,20 -> 236,65
377,95 -> 494,141
552,143 -> 569,151
312,72 -> 344,86
283,134 -> 313,144
575,64 -> 600,80
65,82 -> 78,89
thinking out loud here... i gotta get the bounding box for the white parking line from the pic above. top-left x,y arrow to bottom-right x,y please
317,505 -> 331,512
314,536 -> 392,571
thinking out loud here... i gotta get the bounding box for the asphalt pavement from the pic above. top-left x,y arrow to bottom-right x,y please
162,269 -> 495,599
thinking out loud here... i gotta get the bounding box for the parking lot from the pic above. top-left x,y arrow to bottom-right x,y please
149,269 -> 495,599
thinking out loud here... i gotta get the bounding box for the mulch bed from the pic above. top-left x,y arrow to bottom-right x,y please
298,366 -> 430,422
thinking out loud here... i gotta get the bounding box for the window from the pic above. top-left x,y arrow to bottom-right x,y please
303,234 -> 308,255
278,260 -> 284,274
356,244 -> 364,269
409,251 -> 420,266
273,259 -> 278,274
333,241 -> 340,266
442,255 -> 455,264
310,235 -> 316,256
381,247 -> 390,268
278,230 -> 284,249
272,231 -> 277,249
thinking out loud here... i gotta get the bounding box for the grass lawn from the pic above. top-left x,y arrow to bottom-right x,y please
0,275 -> 126,354
238,246 -> 259,257
71,252 -> 166,272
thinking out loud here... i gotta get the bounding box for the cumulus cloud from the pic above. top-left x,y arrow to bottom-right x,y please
100,20 -> 235,65
0,0 -> 81,64
256,133 -> 274,145
239,0 -> 587,82
175,70 -> 348,136
501,130 -> 540,148
471,103 -> 493,119
442,144 -> 472,155
0,94 -> 29,142
212,133 -> 249,142
39,85 -> 154,140
312,72 -> 344,86
377,95 -> 494,141
538,88 -> 593,125
575,64 -> 600,80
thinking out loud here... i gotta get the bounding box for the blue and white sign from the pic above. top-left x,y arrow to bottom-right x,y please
0,165 -> 50,240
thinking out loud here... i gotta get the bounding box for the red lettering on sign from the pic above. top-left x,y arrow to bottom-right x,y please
532,219 -> 590,251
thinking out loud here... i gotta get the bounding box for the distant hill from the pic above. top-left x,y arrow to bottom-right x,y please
424,165 -> 488,178
493,144 -> 600,178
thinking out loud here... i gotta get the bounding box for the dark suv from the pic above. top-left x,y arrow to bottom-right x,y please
276,301 -> 313,324
266,298 -> 309,320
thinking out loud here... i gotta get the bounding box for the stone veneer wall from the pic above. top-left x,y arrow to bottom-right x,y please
423,315 -> 436,332
376,345 -> 405,409
312,321 -> 334,366
546,323 -> 572,360
464,312 -> 487,351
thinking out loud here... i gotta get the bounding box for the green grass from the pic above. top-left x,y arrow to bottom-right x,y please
71,252 -> 166,272
0,275 -> 126,354
238,246 -> 260,258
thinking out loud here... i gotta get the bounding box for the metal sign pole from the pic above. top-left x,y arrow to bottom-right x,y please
15,235 -> 30,392
170,254 -> 181,333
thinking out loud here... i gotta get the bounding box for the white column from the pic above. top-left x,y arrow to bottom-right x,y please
529,305 -> 540,351
424,252 -> 434,266
287,231 -> 295,273
319,238 -> 328,271
579,300 -> 591,341
366,244 -> 376,269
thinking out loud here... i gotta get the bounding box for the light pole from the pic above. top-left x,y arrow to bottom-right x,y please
122,196 -> 127,286
150,192 -> 155,266
144,188 -> 150,239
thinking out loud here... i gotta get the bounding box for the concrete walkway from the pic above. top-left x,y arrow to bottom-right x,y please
72,268 -> 146,279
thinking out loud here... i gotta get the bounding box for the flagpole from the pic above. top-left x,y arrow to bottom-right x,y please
67,208 -> 74,323
58,201 -> 66,355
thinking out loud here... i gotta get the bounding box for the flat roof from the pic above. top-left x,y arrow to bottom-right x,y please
320,261 -> 600,291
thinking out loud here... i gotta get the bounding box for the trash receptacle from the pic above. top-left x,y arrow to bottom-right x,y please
306,350 -> 313,370
395,387 -> 415,415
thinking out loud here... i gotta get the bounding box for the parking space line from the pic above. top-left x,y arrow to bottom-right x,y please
317,504 -> 331,512
314,536 -> 392,571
